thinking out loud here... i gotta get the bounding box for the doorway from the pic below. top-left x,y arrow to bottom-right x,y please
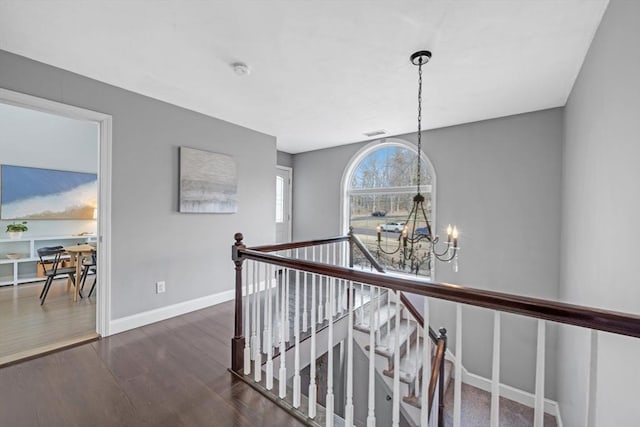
275,166 -> 292,243
0,88 -> 112,364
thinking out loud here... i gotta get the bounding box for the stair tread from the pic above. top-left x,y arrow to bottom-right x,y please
354,301 -> 396,332
373,319 -> 416,359
384,339 -> 427,384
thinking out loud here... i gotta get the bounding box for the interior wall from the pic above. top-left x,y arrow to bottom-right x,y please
560,0 -> 640,425
0,102 -> 98,236
0,50 -> 276,321
293,108 -> 564,398
277,150 -> 293,168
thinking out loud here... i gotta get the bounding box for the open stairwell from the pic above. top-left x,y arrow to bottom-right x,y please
229,233 -> 631,426
352,290 -> 453,426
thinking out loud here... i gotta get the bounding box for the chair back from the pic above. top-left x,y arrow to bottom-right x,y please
36,246 -> 65,275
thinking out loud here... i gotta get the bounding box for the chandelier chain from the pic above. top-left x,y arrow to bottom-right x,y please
416,58 -> 423,194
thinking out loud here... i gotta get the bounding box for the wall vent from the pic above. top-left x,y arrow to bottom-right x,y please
363,129 -> 387,137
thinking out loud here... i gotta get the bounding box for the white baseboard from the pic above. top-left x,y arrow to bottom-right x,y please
444,349 -> 563,426
109,288 -> 235,335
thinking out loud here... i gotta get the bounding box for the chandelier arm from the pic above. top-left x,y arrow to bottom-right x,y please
432,246 -> 459,261
376,237 -> 404,255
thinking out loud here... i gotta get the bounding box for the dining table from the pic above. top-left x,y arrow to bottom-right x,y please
63,244 -> 96,302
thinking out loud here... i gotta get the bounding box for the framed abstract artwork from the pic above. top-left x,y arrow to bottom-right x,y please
0,164 -> 97,220
179,147 -> 238,213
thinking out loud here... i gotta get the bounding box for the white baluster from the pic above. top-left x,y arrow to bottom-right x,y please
344,280 -> 354,426
325,275 -> 334,427
392,291 -> 401,427
586,329 -> 598,427
490,311 -> 501,427
387,291 -> 392,337
254,262 -> 262,383
279,263 -> 287,398
293,252 -> 301,408
262,264 -> 269,354
275,266 -> 280,347
334,244 -> 342,315
309,270 -> 317,419
284,255 -> 290,343
453,304 -> 462,427
360,283 -> 365,319
251,261 -> 258,361
318,246 -> 324,322
325,248 -> 331,321
376,287 -> 381,345
303,247 -> 308,333
420,297 -> 430,426
534,319 -> 546,427
243,260 -> 251,375
366,285 -> 377,427
266,264 -> 274,390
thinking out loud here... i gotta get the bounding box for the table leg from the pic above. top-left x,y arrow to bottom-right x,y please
75,254 -> 81,302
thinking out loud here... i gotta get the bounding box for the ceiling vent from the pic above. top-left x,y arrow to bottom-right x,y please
363,129 -> 387,137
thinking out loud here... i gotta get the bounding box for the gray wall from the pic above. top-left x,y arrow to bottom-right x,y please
277,150 -> 293,168
0,50 -> 276,320
560,1 -> 640,425
293,108 -> 564,397
0,102 -> 98,236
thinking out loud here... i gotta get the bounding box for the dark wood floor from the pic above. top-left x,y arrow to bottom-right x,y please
0,300 -> 305,427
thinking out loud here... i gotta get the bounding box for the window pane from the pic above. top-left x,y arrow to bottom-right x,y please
275,175 -> 284,223
348,145 -> 434,278
351,146 -> 431,190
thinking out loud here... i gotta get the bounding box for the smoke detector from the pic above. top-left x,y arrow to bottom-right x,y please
231,62 -> 250,76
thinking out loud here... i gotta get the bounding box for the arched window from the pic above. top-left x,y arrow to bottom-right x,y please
342,139 -> 436,276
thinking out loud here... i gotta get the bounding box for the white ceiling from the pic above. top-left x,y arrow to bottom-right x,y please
0,1 -> 608,154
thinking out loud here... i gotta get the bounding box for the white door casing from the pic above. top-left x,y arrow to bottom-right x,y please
0,88 -> 113,337
275,166 -> 292,243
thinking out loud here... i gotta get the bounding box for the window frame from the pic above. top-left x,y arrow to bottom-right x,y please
340,138 -> 438,262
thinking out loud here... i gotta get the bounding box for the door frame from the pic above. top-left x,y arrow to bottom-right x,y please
0,88 -> 113,336
276,165 -> 293,243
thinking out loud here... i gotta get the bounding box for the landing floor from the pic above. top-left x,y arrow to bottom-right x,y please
0,300 -> 304,427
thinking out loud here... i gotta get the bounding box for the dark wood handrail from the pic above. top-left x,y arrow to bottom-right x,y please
238,247 -> 640,338
350,234 -> 385,273
248,236 -> 349,253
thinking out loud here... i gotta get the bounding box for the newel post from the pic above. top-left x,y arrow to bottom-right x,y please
438,327 -> 448,427
231,232 -> 246,372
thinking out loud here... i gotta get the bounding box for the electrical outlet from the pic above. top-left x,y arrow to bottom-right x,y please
156,281 -> 166,294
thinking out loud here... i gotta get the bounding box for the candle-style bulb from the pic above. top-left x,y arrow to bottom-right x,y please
446,224 -> 452,236
452,226 -> 459,239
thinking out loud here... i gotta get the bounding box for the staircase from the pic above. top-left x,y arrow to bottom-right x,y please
352,288 -> 453,426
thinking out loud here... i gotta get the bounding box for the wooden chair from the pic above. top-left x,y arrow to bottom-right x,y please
37,246 -> 77,305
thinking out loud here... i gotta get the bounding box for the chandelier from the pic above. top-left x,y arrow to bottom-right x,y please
375,50 -> 459,275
